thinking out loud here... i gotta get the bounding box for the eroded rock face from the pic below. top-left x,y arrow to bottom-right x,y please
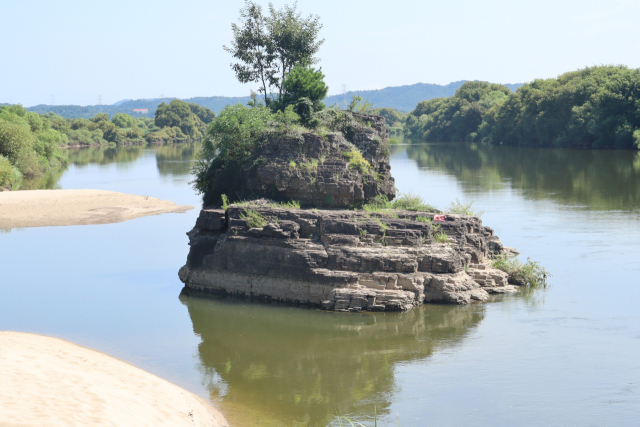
179,205 -> 518,312
246,113 -> 395,208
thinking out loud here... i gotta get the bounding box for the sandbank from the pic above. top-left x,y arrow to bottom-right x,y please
0,331 -> 229,427
0,189 -> 193,229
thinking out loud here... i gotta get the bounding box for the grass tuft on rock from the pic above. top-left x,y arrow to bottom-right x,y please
363,192 -> 437,213
279,200 -> 301,209
343,147 -> 371,174
446,198 -> 484,217
492,253 -> 550,288
434,231 -> 450,244
239,209 -> 268,228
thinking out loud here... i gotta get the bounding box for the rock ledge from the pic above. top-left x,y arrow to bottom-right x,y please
179,204 -> 519,312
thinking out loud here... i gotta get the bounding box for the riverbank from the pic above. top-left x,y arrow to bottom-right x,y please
0,189 -> 193,228
0,331 -> 228,427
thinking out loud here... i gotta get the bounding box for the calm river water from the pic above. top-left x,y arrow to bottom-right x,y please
2,142 -> 640,426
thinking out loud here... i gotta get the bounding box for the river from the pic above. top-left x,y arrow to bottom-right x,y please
1,141 -> 639,426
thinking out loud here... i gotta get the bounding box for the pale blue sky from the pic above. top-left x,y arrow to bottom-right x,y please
2,0 -> 638,107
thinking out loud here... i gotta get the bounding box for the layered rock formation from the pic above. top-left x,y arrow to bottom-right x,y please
179,204 -> 518,311
181,112 -> 521,311
246,112 -> 395,208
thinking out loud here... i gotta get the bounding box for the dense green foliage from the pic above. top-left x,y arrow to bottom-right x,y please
0,101 -> 215,189
407,66 -> 640,149
154,100 -> 214,139
0,105 -> 67,188
272,63 -> 328,118
193,104 -> 275,205
224,1 -> 324,106
481,66 -> 640,149
0,155 -> 22,188
362,193 -> 437,213
405,81 -> 511,141
193,102 -> 380,205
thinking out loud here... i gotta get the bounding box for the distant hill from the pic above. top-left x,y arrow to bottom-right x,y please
325,81 -> 522,112
25,81 -> 522,119
26,96 -> 252,119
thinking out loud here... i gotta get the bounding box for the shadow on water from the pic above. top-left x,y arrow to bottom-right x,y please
179,294 -> 486,427
391,142 -> 640,211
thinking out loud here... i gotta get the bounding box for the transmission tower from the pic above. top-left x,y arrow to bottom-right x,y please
98,95 -> 102,105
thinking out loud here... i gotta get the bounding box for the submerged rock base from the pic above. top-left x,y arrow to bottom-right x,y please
179,204 -> 519,312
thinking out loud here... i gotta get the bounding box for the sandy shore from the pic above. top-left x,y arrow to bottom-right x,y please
0,189 -> 193,229
0,332 -> 229,427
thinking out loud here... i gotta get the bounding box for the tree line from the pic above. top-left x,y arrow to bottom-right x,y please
0,100 -> 216,189
405,66 -> 640,150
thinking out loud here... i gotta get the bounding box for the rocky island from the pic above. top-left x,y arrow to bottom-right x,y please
179,108 -> 523,312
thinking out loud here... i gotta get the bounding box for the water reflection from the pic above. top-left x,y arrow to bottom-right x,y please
155,142 -> 201,177
69,145 -> 145,168
392,142 -> 640,211
20,142 -> 200,189
180,294 -> 485,427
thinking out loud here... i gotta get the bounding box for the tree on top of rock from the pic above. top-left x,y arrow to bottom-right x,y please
273,62 -> 328,121
224,1 -> 324,107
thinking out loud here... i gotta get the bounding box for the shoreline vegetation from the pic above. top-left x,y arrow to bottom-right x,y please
404,65 -> 640,150
0,101 -> 215,190
0,331 -> 229,427
4,63 -> 635,194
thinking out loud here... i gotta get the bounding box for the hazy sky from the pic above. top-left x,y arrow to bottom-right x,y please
2,0 -> 638,107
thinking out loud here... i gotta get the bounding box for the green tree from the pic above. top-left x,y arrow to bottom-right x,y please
155,100 -> 212,139
224,1 -> 275,106
275,62 -> 328,117
91,113 -> 110,123
188,103 -> 216,124
406,81 -> 512,142
0,154 -> 22,189
25,112 -> 48,133
0,107 -> 67,178
1,104 -> 27,118
266,3 -> 324,101
0,120 -> 33,162
111,113 -> 136,129
70,118 -> 92,130
225,1 -> 324,106
43,113 -> 71,133
98,121 -> 122,144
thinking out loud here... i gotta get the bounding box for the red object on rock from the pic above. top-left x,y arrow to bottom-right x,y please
433,215 -> 446,221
